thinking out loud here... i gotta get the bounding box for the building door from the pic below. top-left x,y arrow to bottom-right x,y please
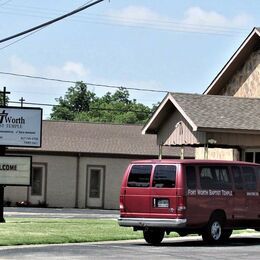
86,166 -> 105,208
29,166 -> 46,205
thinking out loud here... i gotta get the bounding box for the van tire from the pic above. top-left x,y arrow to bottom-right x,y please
222,229 -> 233,241
202,216 -> 224,244
143,229 -> 164,245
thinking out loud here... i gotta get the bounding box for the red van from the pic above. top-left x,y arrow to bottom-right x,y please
118,159 -> 260,245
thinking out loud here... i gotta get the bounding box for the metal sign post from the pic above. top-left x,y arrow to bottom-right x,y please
0,87 -> 9,223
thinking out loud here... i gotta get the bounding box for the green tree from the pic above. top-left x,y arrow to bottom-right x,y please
50,83 -> 152,124
51,82 -> 96,121
0,89 -> 9,106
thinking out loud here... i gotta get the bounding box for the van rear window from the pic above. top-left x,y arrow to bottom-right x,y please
127,165 -> 152,187
152,165 -> 176,188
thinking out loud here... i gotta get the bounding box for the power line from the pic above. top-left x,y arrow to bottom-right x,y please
9,100 -> 153,115
0,28 -> 45,50
0,0 -> 105,44
1,3 -> 248,36
0,0 -> 12,7
0,71 -> 169,93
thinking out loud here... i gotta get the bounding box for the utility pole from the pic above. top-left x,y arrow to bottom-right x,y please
19,97 -> 25,107
0,87 -> 10,223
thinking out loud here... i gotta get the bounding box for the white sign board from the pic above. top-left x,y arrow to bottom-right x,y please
0,107 -> 42,147
0,156 -> 32,186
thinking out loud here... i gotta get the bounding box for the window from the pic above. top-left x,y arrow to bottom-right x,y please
186,166 -> 197,189
199,166 -> 231,190
231,166 -> 243,190
89,169 -> 101,198
255,153 -> 260,164
242,166 -> 256,191
245,152 -> 254,162
127,165 -> 152,187
31,167 -> 43,196
153,165 -> 176,188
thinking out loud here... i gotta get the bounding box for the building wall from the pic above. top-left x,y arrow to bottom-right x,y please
157,109 -> 206,146
219,49 -> 260,97
5,154 -> 131,209
195,147 -> 240,160
78,157 -> 131,209
5,155 -> 77,208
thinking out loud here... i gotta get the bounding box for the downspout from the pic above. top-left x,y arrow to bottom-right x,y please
159,144 -> 163,160
75,153 -> 81,208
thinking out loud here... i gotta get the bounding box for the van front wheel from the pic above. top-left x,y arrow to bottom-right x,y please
143,229 -> 164,245
202,217 -> 224,244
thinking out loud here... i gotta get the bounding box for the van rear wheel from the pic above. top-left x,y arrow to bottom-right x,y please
143,229 -> 164,245
222,229 -> 233,241
202,216 -> 224,244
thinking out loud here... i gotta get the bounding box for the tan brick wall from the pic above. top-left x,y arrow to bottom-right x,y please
195,147 -> 240,161
219,50 -> 260,97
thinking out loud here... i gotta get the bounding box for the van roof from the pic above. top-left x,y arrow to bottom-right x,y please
130,159 -> 260,166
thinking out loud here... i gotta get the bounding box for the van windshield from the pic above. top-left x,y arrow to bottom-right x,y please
127,165 -> 152,187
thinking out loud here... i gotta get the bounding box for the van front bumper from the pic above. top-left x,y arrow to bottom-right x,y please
118,217 -> 187,228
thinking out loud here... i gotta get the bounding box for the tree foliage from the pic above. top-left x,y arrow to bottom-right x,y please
50,82 -> 153,124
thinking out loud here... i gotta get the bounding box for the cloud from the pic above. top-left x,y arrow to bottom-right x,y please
182,7 -> 251,29
106,5 -> 251,34
107,6 -> 160,25
8,56 -> 90,80
62,62 -> 89,77
0,57 -> 92,118
9,56 -> 37,75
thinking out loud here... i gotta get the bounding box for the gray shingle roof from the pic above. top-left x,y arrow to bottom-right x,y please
170,93 -> 260,132
15,120 -> 193,157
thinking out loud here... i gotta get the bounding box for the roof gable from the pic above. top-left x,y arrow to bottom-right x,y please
142,93 -> 197,135
204,27 -> 260,95
143,92 -> 260,134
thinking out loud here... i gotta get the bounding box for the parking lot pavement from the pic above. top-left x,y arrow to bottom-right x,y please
3,207 -> 119,219
1,235 -> 260,260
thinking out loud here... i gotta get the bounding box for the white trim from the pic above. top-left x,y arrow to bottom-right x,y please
204,28 -> 260,95
142,93 -> 198,135
168,94 -> 198,131
142,93 -> 171,135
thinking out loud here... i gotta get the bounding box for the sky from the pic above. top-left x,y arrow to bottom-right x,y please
0,0 -> 260,118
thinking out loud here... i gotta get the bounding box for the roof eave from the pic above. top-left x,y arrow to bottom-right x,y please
142,93 -> 198,135
197,126 -> 260,135
204,27 -> 260,95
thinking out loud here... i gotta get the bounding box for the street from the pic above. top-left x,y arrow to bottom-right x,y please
3,207 -> 119,219
1,235 -> 260,259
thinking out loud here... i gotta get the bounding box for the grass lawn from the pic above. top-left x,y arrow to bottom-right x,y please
0,218 -> 257,246
0,218 -> 147,246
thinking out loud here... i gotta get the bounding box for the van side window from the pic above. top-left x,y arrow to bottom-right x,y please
127,165 -> 152,188
256,167 -> 260,187
186,166 -> 197,189
242,166 -> 257,191
199,166 -> 231,190
231,166 -> 244,190
153,165 -> 176,188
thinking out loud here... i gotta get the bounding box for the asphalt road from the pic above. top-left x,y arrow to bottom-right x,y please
3,207 -> 119,219
1,235 -> 260,260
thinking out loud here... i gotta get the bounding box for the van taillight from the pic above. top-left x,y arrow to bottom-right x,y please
119,196 -> 125,212
177,196 -> 187,214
